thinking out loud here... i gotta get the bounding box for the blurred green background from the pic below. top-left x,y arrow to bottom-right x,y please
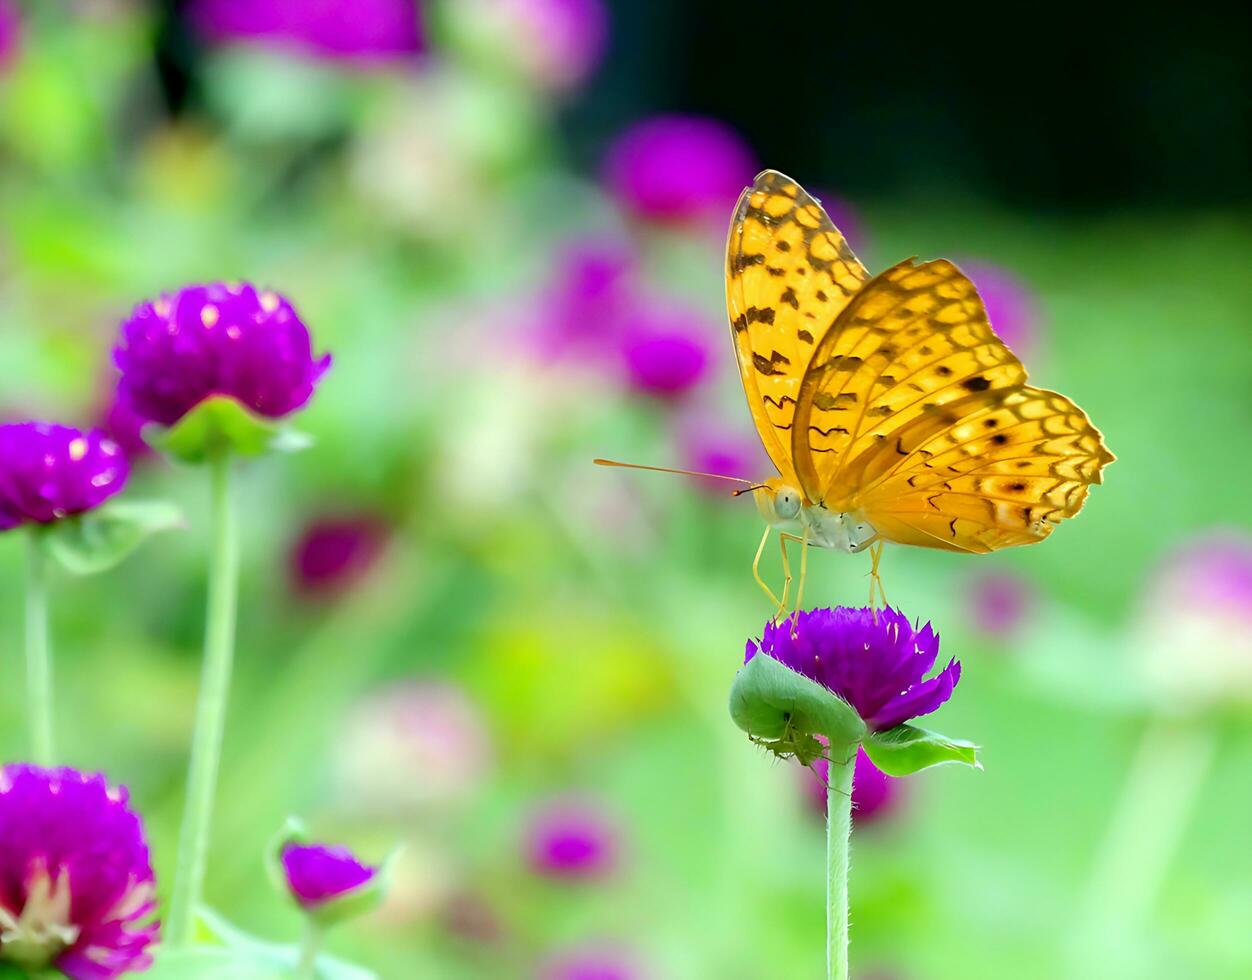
1,2 -> 1250,978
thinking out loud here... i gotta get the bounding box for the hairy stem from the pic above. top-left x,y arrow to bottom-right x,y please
827,747 -> 855,980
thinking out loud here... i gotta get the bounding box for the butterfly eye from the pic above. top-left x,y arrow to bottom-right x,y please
774,487 -> 801,520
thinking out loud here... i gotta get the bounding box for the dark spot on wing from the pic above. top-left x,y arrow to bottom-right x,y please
780,287 -> 799,309
732,253 -> 766,273
962,376 -> 991,392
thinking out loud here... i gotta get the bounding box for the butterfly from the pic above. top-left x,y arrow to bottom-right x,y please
599,170 -> 1114,612
722,169 -> 1114,608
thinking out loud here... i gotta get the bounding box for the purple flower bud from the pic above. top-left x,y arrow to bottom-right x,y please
188,0 -> 424,64
0,765 -> 158,979
113,282 -> 331,428
808,746 -> 903,825
618,305 -> 714,399
281,842 -> 377,909
967,571 -> 1035,638
604,115 -> 757,223
524,798 -> 618,880
746,607 -> 961,732
539,944 -> 640,980
0,0 -> 19,72
961,261 -> 1040,361
288,513 -> 387,596
0,423 -> 128,531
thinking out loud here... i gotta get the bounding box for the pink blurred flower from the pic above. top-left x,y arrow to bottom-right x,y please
531,237 -> 638,363
618,304 -> 714,399
494,0 -> 607,91
604,115 -> 756,223
539,944 -> 640,980
0,0 -> 19,72
807,746 -> 903,826
524,798 -> 618,880
288,513 -> 388,596
967,571 -> 1035,638
676,413 -> 769,496
188,0 -> 424,64
961,261 -> 1040,360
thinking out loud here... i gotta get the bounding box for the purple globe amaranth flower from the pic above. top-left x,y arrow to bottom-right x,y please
746,607 -> 961,732
967,571 -> 1035,638
0,423 -> 128,531
961,261 -> 1040,360
188,0 -> 424,64
289,513 -> 388,596
676,413 -> 770,497
114,282 -> 331,428
532,237 -> 638,363
604,115 -> 757,223
0,765 -> 158,979
281,842 -> 377,909
619,305 -> 714,399
524,799 -> 618,880
809,747 -> 903,826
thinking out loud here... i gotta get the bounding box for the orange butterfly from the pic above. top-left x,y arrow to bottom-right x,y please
602,170 -> 1114,611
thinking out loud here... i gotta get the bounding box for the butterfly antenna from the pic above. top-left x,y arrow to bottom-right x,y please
593,458 -> 756,488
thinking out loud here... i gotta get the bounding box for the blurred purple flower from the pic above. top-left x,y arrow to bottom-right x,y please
114,282 -> 331,428
494,0 -> 607,91
334,681 -> 493,814
0,423 -> 128,531
676,414 -> 769,495
1137,530 -> 1252,708
0,0 -> 19,71
99,393 -> 153,464
525,798 -> 617,880
0,765 -> 158,980
961,261 -> 1040,360
281,841 -> 377,908
967,571 -> 1035,638
604,115 -> 756,223
533,237 -> 638,362
746,607 -> 960,732
808,746 -> 902,826
188,0 -> 424,64
540,944 -> 639,980
619,305 -> 714,399
289,513 -> 387,596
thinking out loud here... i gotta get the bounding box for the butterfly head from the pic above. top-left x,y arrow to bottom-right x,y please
752,478 -> 805,529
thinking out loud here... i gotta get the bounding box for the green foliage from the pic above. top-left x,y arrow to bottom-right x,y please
149,396 -> 313,464
862,724 -> 981,776
39,500 -> 183,575
729,652 -> 867,753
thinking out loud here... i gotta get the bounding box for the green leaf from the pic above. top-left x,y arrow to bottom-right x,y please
40,500 -> 184,575
143,947 -> 291,980
863,724 -> 982,776
728,653 -> 866,756
147,396 -> 312,464
196,908 -> 378,980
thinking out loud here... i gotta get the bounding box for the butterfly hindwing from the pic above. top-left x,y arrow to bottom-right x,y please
726,170 -> 869,489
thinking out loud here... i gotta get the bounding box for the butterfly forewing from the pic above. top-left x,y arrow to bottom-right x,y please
726,170 -> 869,489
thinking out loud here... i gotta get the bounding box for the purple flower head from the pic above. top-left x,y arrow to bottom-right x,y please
99,393 -> 153,465
1149,531 -> 1252,617
493,0 -> 607,92
604,115 -> 757,223
281,842 -> 377,909
0,0 -> 19,71
618,304 -> 714,399
533,237 -> 638,362
114,282 -> 331,428
188,0 -> 424,64
967,571 -> 1035,638
676,413 -> 769,496
961,261 -> 1040,360
746,607 -> 961,732
540,944 -> 640,980
809,746 -> 903,825
524,799 -> 617,880
289,513 -> 388,596
0,765 -> 158,979
0,423 -> 128,531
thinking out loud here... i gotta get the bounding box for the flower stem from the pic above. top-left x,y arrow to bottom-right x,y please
1071,719 -> 1216,976
296,918 -> 322,978
826,747 -> 855,980
24,532 -> 53,765
167,451 -> 240,947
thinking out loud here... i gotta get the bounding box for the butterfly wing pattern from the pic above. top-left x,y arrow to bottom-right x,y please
726,171 -> 869,489
729,170 -> 1113,553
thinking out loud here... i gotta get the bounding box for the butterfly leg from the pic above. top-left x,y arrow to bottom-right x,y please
868,540 -> 889,610
777,532 -> 796,620
780,530 -> 809,630
752,525 -> 785,615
